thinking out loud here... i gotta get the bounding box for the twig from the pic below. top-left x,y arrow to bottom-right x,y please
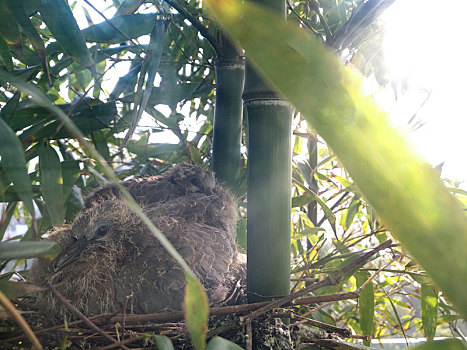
243,239 -> 392,321
163,0 -> 221,55
46,283 -> 131,350
293,314 -> 351,337
98,335 -> 145,350
0,290 -> 43,349
121,293 -> 133,340
357,261 -> 392,291
245,318 -> 253,350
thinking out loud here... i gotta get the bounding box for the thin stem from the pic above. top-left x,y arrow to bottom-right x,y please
163,0 -> 221,56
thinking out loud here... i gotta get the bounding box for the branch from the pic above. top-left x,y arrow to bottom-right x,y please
163,0 -> 222,56
47,283 -> 131,350
243,239 -> 393,321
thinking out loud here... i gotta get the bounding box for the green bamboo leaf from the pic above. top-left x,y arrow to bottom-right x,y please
0,35 -> 13,71
61,160 -> 81,199
294,227 -> 325,238
0,118 -> 35,216
355,271 -> 374,346
65,185 -> 84,222
0,202 -> 17,241
31,101 -> 117,140
184,272 -> 209,350
421,283 -> 439,341
127,141 -> 181,159
122,19 -> 168,147
109,61 -> 141,100
39,0 -> 93,67
115,0 -> 145,16
91,130 -> 111,161
408,338 -> 467,350
0,0 -> 22,55
292,191 -> 335,224
0,241 -> 59,260
152,335 -> 175,350
39,142 -> 64,226
206,336 -> 243,350
207,0 -> 467,317
0,92 -> 20,124
5,0 -> 49,77
82,14 -> 159,43
344,197 -> 360,230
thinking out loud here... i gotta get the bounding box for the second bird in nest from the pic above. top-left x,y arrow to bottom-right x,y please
31,164 -> 245,317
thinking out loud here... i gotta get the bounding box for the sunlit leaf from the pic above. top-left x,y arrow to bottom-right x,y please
421,283 -> 439,341
206,0 -> 467,317
184,272 -> 209,350
356,271 -> 374,346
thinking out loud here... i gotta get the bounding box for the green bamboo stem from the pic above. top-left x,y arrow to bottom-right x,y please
245,97 -> 293,301
243,0 -> 292,303
212,35 -> 245,190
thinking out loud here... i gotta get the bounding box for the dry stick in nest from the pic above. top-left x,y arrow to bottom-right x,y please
0,289 -> 43,350
46,283 -> 131,350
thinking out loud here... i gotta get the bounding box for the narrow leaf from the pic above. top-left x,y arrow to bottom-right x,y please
184,272 -> 209,350
39,0 -> 93,67
356,271 -> 374,346
0,118 -> 35,216
39,142 -> 64,226
122,19 -> 167,147
206,336 -> 243,350
0,35 -> 13,70
0,202 -> 17,241
6,0 -> 50,77
421,283 -> 439,341
152,334 -> 175,350
0,241 -> 59,260
0,0 -> 22,55
82,14 -> 159,43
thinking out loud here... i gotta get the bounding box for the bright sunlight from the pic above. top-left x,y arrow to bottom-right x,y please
382,0 -> 467,182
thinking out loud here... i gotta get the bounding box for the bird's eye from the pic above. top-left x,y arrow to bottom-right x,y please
95,225 -> 109,238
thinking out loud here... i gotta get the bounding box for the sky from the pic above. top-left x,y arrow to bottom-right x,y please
381,0 -> 467,183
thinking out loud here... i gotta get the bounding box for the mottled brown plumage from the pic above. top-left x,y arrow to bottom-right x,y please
30,164 -> 245,318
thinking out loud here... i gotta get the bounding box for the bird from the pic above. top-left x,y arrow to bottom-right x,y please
84,163 -> 238,234
30,164 -> 245,318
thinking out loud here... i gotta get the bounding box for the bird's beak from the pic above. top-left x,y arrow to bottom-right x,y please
53,236 -> 89,272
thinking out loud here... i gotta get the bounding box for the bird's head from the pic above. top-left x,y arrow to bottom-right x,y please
167,164 -> 216,195
52,200 -> 137,272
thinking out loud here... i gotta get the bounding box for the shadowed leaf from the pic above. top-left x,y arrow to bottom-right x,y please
0,241 -> 59,260
0,118 -> 35,216
39,142 -> 64,226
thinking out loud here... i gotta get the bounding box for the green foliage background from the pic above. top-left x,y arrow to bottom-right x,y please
0,0 -> 466,348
